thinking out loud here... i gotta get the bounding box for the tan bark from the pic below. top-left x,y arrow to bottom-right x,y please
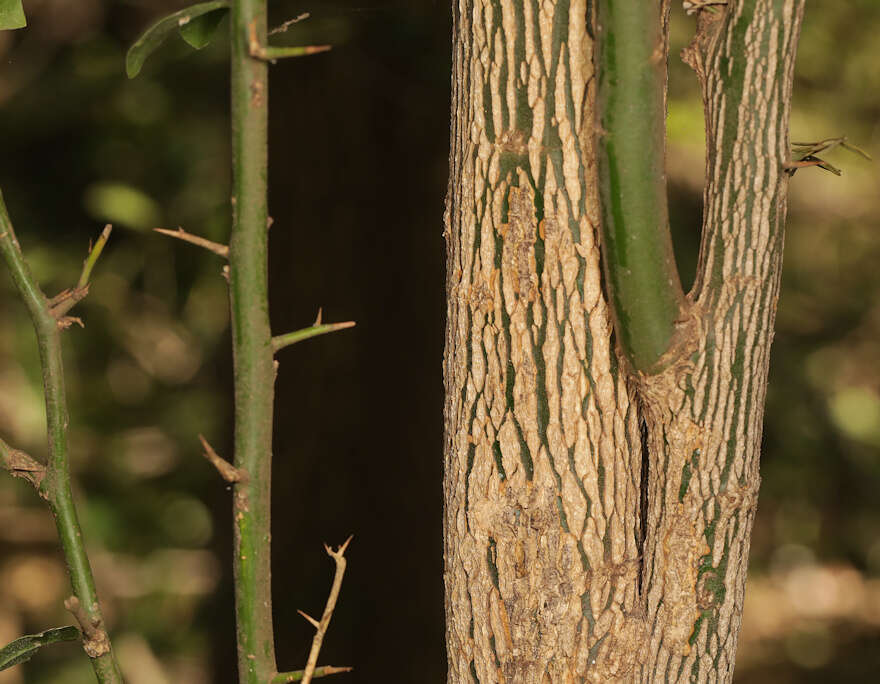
443,1 -> 804,682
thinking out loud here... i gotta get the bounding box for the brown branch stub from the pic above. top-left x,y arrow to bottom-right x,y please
64,596 -> 111,658
48,286 -> 89,320
198,434 -> 244,483
154,227 -> 229,258
0,437 -> 47,492
300,536 -> 353,684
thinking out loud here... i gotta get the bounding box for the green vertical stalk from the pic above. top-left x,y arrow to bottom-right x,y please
0,191 -> 123,683
228,1 -> 277,682
595,0 -> 685,373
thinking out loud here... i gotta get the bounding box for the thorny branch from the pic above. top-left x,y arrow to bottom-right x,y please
0,190 -> 123,681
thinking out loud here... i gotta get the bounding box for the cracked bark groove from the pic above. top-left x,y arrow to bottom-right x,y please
443,1 -> 804,682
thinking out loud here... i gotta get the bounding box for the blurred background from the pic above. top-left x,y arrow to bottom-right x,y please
0,1 -> 876,682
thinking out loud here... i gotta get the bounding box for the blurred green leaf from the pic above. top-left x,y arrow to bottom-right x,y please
0,626 -> 80,672
126,1 -> 230,78
84,182 -> 162,231
0,0 -> 25,31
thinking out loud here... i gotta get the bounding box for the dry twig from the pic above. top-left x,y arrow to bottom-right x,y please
299,536 -> 353,684
269,13 -> 310,36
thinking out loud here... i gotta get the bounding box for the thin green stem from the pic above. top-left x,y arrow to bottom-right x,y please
77,224 -> 112,290
272,321 -> 355,353
595,0 -> 685,373
229,1 -> 277,682
0,190 -> 123,683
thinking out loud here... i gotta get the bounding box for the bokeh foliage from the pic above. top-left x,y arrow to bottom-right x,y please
0,1 -> 876,682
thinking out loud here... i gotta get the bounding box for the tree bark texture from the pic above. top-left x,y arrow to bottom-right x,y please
442,1 -> 804,682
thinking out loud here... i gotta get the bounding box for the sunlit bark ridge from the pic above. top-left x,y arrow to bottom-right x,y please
443,1 -> 805,681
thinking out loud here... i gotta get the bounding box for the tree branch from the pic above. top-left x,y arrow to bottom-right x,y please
229,2 -> 277,681
0,189 -> 123,682
595,0 -> 686,373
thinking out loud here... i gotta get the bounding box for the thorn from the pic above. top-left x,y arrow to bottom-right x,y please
326,534 -> 354,560
299,45 -> 333,56
314,307 -> 323,325
199,434 -> 243,483
267,216 -> 274,229
271,320 -> 356,353
297,609 -> 321,629
154,227 -> 229,258
222,265 -> 231,282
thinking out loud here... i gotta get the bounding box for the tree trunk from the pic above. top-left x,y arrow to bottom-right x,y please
442,1 -> 805,682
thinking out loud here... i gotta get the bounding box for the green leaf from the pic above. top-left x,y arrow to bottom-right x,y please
0,626 -> 80,671
0,0 -> 26,30
179,8 -> 228,49
126,1 -> 230,78
83,182 -> 162,231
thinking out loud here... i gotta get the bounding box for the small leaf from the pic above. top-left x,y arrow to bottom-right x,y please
126,1 -> 230,78
0,626 -> 80,671
0,0 -> 26,30
179,8 -> 228,49
84,182 -> 162,231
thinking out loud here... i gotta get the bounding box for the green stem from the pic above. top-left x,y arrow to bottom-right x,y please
229,1 -> 277,681
0,191 -> 123,683
595,0 -> 685,373
77,224 -> 112,290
